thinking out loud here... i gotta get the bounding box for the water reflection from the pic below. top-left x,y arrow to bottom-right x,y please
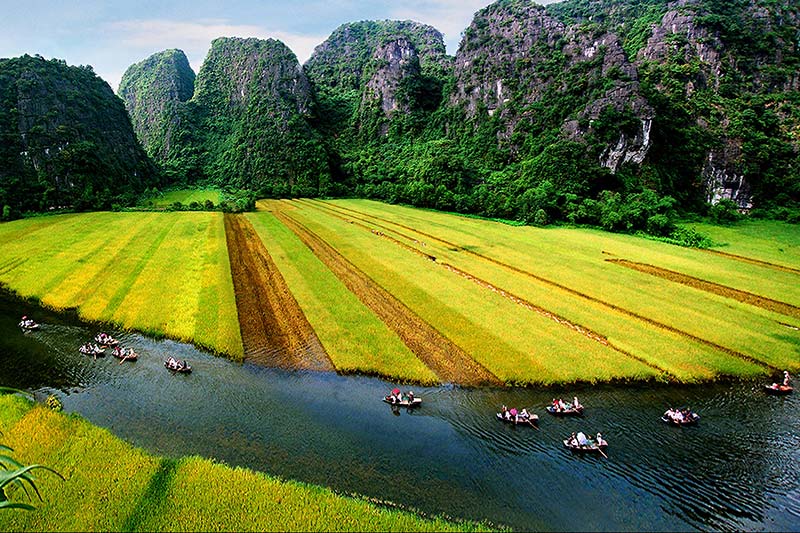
0,291 -> 798,531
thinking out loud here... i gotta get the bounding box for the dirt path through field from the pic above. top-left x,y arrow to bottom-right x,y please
608,259 -> 800,319
271,208 -> 501,386
304,200 -> 779,373
224,214 -> 332,371
701,249 -> 800,275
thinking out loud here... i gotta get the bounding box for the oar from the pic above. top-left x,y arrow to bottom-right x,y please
527,417 -> 540,430
597,447 -> 608,459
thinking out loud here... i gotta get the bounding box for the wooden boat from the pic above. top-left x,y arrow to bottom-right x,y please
165,360 -> 191,373
382,396 -> 422,408
661,411 -> 700,426
563,436 -> 608,454
79,344 -> 105,357
94,334 -> 119,347
496,412 -> 539,426
112,348 -> 138,361
547,405 -> 584,417
764,384 -> 793,395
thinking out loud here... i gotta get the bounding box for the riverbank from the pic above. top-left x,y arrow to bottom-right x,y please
0,394 -> 493,532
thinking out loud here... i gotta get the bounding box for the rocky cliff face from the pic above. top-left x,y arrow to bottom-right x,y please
448,0 -> 656,174
0,55 -> 159,213
118,49 -> 195,161
632,0 -> 799,208
305,20 -> 450,138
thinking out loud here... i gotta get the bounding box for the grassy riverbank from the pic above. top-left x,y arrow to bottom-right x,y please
0,395 -> 493,532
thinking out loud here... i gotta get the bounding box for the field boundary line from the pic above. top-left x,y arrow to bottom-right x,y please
224,214 -> 333,371
308,200 -> 779,373
607,259 -> 800,319
295,200 -> 672,377
272,206 -> 502,386
701,248 -> 800,275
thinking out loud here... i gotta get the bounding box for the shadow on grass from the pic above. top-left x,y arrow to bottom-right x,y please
121,457 -> 179,532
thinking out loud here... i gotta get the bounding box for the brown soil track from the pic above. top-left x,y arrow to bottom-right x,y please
296,200 -> 672,377
303,200 -> 780,373
608,259 -> 800,319
702,249 -> 800,275
224,214 -> 332,371
271,207 -> 502,387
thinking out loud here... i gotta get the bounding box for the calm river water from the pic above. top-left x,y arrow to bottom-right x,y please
1,291 -> 798,531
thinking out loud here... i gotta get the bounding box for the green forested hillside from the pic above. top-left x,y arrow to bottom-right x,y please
0,55 -> 161,217
13,0 -> 798,230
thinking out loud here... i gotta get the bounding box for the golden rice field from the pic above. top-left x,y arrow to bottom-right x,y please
0,395 -> 490,532
1,201 -> 798,385
277,199 -> 799,383
0,212 -> 242,359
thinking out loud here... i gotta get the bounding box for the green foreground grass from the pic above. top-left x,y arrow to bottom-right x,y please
0,395 -> 492,532
0,212 -> 242,359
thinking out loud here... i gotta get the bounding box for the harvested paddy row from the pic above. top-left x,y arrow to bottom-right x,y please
701,248 -> 800,275
607,259 -> 800,319
282,201 -> 658,385
224,214 -> 331,370
295,200 -> 672,377
271,207 -> 501,386
307,200 -> 788,376
246,207 -> 438,384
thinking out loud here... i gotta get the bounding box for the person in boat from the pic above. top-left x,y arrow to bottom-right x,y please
114,345 -> 122,357
520,408 -> 530,420
407,391 -> 415,403
569,432 -> 578,447
783,371 -> 791,387
573,396 -> 581,409
595,432 -> 606,447
576,431 -> 588,447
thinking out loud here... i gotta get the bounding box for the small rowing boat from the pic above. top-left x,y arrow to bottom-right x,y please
383,396 -> 422,408
112,348 -> 138,362
19,319 -> 40,331
764,384 -> 793,395
496,412 -> 539,427
79,344 -> 105,356
165,358 -> 191,373
661,410 -> 700,426
547,405 -> 584,417
564,432 -> 607,455
94,333 -> 119,347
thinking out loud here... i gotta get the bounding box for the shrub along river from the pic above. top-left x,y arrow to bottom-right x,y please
1,290 -> 798,532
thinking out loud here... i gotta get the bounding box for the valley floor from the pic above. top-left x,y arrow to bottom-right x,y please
0,200 -> 797,385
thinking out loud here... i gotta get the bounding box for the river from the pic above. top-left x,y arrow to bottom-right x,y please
1,291 -> 798,531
